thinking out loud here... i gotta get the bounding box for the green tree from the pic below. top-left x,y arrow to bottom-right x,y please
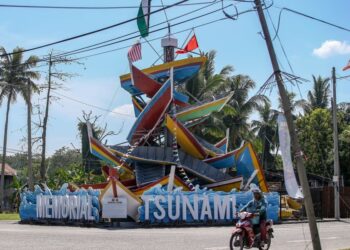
251,101 -> 278,170
184,50 -> 233,102
47,162 -> 105,190
278,91 -> 306,117
307,75 -> 330,110
0,47 -> 39,211
339,125 -> 350,186
217,75 -> 268,149
296,108 -> 333,177
46,147 -> 81,178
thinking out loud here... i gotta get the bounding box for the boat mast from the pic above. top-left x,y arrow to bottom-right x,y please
162,27 -> 179,191
162,26 -> 178,147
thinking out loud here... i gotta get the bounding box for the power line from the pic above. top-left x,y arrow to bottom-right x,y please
0,1 -> 224,10
0,0 -> 189,57
266,7 -> 304,99
49,0 -> 222,59
74,17 -> 230,61
48,14 -> 227,116
336,75 -> 350,80
49,17 -> 227,64
50,4 -> 233,59
272,7 -> 350,41
42,18 -> 234,120
0,147 -> 26,153
0,0 -> 223,69
51,91 -> 134,118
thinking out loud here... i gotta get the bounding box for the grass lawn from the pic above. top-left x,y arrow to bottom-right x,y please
0,213 -> 20,220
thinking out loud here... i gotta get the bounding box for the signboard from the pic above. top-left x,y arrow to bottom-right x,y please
142,194 -> 237,221
102,197 -> 127,219
36,195 -> 95,220
139,189 -> 281,223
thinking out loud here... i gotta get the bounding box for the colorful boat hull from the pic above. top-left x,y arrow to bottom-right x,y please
120,57 -> 206,95
133,175 -> 190,196
215,137 -> 228,152
176,93 -> 233,123
127,78 -> 172,144
203,150 -> 236,169
203,176 -> 243,192
130,65 -> 189,107
165,115 -> 208,160
89,136 -> 134,177
131,96 -> 144,117
234,142 -> 269,192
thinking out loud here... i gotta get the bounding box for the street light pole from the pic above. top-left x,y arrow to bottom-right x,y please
253,0 -> 322,249
332,67 -> 340,220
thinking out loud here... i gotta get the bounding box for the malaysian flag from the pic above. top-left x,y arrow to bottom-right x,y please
127,41 -> 142,62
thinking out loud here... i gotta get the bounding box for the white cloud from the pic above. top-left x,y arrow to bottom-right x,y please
313,40 -> 350,58
111,104 -> 135,119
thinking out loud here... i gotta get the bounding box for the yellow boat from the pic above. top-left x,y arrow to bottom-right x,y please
165,115 -> 208,159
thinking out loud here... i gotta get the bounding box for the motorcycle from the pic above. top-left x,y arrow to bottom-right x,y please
229,211 -> 274,250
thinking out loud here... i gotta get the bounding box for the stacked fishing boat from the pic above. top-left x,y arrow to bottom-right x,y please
84,55 -> 269,206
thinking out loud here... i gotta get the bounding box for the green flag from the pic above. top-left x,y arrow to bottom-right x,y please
137,0 -> 151,38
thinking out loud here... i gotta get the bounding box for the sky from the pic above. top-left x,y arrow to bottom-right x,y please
0,0 -> 349,156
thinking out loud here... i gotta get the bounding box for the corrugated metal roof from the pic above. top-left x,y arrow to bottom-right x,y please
0,163 -> 17,176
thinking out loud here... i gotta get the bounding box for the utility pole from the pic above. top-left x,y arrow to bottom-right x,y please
332,67 -> 340,220
253,0 -> 322,249
27,79 -> 34,190
40,53 -> 53,182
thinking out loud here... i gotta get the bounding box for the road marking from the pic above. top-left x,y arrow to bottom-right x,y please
204,247 -> 229,250
287,236 -> 338,243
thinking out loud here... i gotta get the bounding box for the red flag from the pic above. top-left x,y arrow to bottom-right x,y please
176,34 -> 199,54
343,60 -> 350,71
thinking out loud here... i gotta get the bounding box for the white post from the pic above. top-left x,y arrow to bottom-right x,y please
167,67 -> 176,192
243,170 -> 258,191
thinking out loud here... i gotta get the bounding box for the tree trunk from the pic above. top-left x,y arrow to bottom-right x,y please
0,91 -> 13,212
40,59 -> 52,182
27,81 -> 34,190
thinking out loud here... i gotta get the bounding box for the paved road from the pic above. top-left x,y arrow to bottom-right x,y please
0,220 -> 349,250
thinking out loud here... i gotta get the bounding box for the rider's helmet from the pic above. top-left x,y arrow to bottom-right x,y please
250,185 -> 262,200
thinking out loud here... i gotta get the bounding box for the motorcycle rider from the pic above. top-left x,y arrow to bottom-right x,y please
240,186 -> 267,247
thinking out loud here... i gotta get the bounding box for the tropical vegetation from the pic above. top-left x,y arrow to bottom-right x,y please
0,47 -> 350,212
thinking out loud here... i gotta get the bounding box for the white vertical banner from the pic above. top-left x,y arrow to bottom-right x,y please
277,113 -> 303,199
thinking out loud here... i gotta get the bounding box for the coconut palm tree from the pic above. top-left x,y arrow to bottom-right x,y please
295,75 -> 330,114
199,74 -> 268,150
184,50 -> 233,102
0,46 -> 39,211
278,91 -> 306,118
251,101 -> 278,170
222,75 -> 268,149
307,75 -> 330,110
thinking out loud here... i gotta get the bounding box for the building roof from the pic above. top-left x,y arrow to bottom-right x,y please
0,163 -> 17,176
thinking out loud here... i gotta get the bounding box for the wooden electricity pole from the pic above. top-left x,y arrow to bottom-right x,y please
40,54 -> 52,182
27,79 -> 34,190
253,0 -> 322,249
331,67 -> 340,220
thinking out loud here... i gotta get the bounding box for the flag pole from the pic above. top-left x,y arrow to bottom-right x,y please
128,58 -> 134,86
